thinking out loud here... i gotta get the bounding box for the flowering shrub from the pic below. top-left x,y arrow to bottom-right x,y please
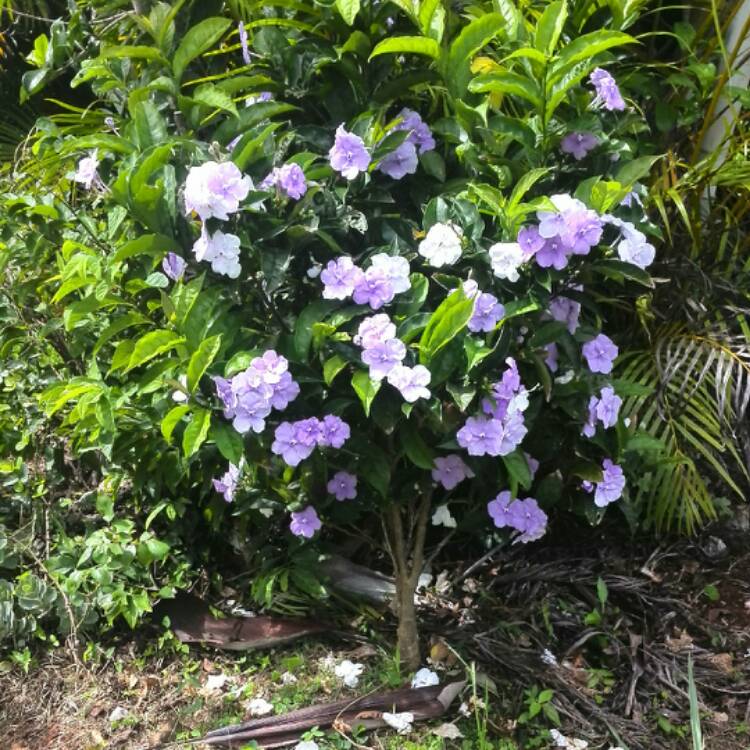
8,0 -> 664,659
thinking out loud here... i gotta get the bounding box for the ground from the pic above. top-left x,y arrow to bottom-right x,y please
1,534 -> 749,750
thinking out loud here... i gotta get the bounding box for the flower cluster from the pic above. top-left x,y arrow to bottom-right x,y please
320,253 -> 411,310
377,108 -> 435,180
457,358 -> 528,457
487,491 -> 548,543
582,386 -> 622,437
215,350 -> 300,434
272,415 -> 350,466
354,313 -> 431,402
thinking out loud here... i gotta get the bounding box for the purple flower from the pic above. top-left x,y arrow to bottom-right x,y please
566,211 -> 604,256
272,422 -> 317,466
162,252 -> 186,281
544,342 -> 558,372
617,236 -> 655,269
517,226 -> 545,258
238,21 -> 251,65
492,357 -> 522,403
582,395 -> 598,438
269,372 -> 300,410
74,151 -> 99,188
370,254 -> 411,294
457,416 -> 505,456
361,338 -> 406,380
354,314 -> 396,349
378,140 -> 418,179
386,364 -> 431,402
507,497 -> 548,543
213,463 -> 240,503
560,132 -> 599,160
184,161 -> 252,221
594,459 -> 626,507
352,267 -> 395,310
487,491 -> 514,528
263,163 -> 307,200
549,294 -> 581,333
327,471 -> 357,501
231,387 -> 273,433
595,387 -> 622,428
318,415 -> 350,448
328,125 -> 371,179
289,505 -> 322,538
432,455 -> 474,490
321,257 -> 364,300
582,333 -> 618,374
535,237 -> 570,270
590,68 -> 626,111
468,292 -> 504,333
214,376 -> 236,412
394,108 -> 435,153
525,453 -> 540,478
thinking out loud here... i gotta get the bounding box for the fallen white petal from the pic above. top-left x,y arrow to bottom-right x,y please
382,711 -> 414,734
205,673 -> 230,692
109,706 -> 129,723
411,667 -> 439,689
334,659 -> 364,688
247,697 -> 274,716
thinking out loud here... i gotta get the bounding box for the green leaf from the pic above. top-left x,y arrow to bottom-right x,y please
211,420 -> 244,464
192,83 -> 239,117
614,155 -> 661,188
444,13 -> 506,96
93,313 -> 151,354
370,36 -> 440,60
503,450 -> 532,490
596,576 -> 608,607
99,45 -> 168,64
594,259 -> 655,287
336,0 -> 360,25
400,420 -> 435,469
446,382 -> 476,411
548,31 -> 636,84
182,407 -> 211,458
112,233 -> 179,264
323,355 -> 348,385
469,71 -> 543,108
126,330 -> 185,371
351,370 -> 381,416
161,405 -> 190,442
534,1 -> 567,56
356,442 -> 391,497
294,301 -> 337,362
187,334 -> 222,392
173,17 -> 232,82
419,287 -> 475,364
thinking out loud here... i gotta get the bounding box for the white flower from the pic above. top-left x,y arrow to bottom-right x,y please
172,374 -> 188,403
489,242 -> 525,281
247,697 -> 274,716
382,711 -> 414,734
306,264 -> 322,278
371,253 -> 411,293
411,667 -> 440,688
192,228 -> 242,279
74,150 -> 99,189
295,742 -> 319,750
334,659 -> 365,688
541,648 -> 558,666
418,222 -> 463,267
281,671 -> 298,685
431,505 -> 457,529
386,364 -> 431,403
617,236 -> 655,269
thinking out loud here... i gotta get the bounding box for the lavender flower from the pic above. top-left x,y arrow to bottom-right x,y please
289,505 -> 322,538
590,68 -> 626,111
369,253 -> 411,294
544,342 -> 559,372
468,292 -> 504,333
456,416 -> 506,456
327,471 -> 357,501
352,267 -> 395,309
162,252 -> 186,281
525,453 -> 540,478
74,151 -> 100,189
238,21 -> 251,65
432,455 -> 474,490
517,226 -> 545,258
321,257 -> 364,300
192,228 -> 242,278
272,422 -> 317,466
394,108 -> 436,153
560,132 -> 598,160
549,294 -> 581,333
582,333 -> 618,374
213,463 -> 240,503
418,222 -> 463,267
487,491 -> 514,528
361,338 -> 406,380
378,140 -> 418,179
317,415 -> 350,448
354,314 -> 396,349
184,161 -> 252,221
328,125 -> 371,179
507,498 -> 548,543
263,163 -> 307,200
595,387 -> 622,428
535,237 -> 570,270
386,364 -> 431,402
617,236 -> 655,269
594,459 -> 626,506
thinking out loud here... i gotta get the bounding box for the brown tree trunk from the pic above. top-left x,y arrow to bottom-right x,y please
384,491 -> 432,672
